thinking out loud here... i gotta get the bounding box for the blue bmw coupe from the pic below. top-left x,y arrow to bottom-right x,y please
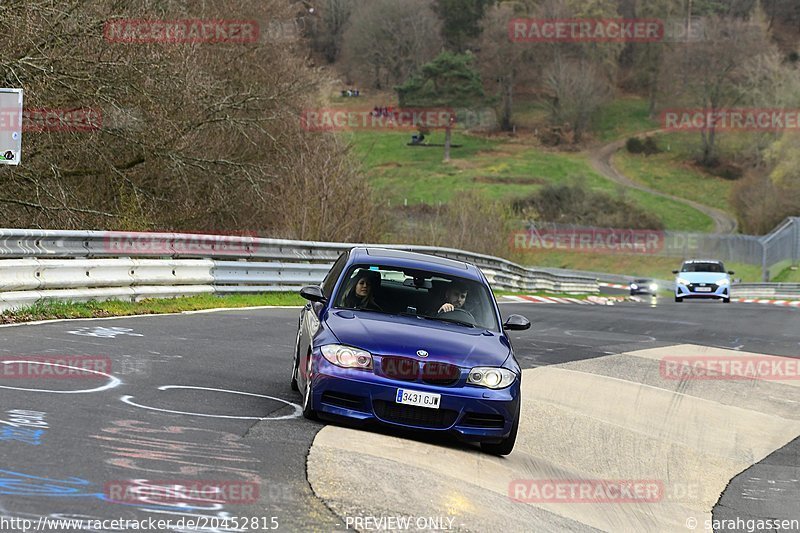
290,247 -> 530,455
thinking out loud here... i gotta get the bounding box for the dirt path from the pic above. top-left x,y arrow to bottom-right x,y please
588,131 -> 738,234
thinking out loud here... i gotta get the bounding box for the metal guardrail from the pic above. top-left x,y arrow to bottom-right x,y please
0,229 -> 601,312
732,283 -> 800,299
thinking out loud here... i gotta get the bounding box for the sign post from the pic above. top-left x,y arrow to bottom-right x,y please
0,88 -> 23,166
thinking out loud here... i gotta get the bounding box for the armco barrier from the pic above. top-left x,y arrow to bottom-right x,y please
732,283 -> 800,299
0,229 -> 601,312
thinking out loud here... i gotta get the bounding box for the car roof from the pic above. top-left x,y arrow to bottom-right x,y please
682,259 -> 723,264
348,247 -> 484,281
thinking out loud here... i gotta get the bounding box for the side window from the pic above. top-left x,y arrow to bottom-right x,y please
321,253 -> 348,299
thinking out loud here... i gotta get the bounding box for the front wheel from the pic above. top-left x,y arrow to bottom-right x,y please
290,324 -> 301,391
674,296 -> 683,302
723,297 -> 731,303
302,353 -> 316,420
481,413 -> 519,456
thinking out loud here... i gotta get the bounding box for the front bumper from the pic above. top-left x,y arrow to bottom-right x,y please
675,283 -> 729,299
310,357 -> 520,443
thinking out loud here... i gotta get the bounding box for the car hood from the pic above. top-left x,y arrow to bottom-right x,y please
676,272 -> 729,284
324,309 -> 511,368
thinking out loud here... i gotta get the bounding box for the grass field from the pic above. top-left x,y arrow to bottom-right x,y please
0,293 -> 304,324
772,266 -> 800,282
352,129 -> 714,231
592,97 -> 659,141
613,133 -> 736,214
508,249 -> 764,282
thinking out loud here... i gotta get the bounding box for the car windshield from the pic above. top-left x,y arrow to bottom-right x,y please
333,264 -> 500,331
681,262 -> 725,273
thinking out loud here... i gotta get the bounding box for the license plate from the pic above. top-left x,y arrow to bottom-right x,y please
396,388 -> 441,409
695,287 -> 712,292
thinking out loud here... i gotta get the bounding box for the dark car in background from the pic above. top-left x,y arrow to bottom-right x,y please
629,278 -> 659,296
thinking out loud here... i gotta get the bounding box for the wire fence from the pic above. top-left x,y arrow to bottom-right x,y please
516,217 -> 799,281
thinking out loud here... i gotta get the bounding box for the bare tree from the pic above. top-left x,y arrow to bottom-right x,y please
308,0 -> 357,63
660,14 -> 774,166
0,0 -> 381,241
477,3 -> 532,131
339,0 -> 443,89
542,59 -> 612,143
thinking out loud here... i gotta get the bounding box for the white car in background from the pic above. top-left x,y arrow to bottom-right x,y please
673,260 -> 734,303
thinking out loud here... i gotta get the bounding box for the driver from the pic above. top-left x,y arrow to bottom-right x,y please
437,281 -> 468,314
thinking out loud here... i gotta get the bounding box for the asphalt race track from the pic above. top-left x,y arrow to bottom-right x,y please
0,298 -> 797,532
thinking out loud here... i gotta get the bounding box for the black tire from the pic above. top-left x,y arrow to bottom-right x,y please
675,296 -> 683,303
301,353 -> 316,420
481,416 -> 518,456
290,327 -> 301,391
723,297 -> 731,303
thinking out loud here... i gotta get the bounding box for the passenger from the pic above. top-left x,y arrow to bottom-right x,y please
436,281 -> 468,314
343,270 -> 382,311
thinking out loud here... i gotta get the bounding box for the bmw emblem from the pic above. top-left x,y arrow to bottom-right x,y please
416,350 -> 428,358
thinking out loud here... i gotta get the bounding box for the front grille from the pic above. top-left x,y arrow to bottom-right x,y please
460,412 -> 505,428
688,283 -> 718,292
421,361 -> 460,386
321,391 -> 366,411
380,357 -> 419,381
373,400 -> 458,429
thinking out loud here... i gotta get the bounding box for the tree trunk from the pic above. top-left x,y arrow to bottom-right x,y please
444,125 -> 451,162
501,77 -> 513,131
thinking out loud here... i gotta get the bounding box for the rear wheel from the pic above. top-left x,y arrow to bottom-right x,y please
723,297 -> 731,303
675,296 -> 683,303
481,408 -> 519,456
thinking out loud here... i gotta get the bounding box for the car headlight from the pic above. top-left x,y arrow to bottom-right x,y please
648,283 -> 658,292
630,283 -> 639,289
467,367 -> 516,389
320,344 -> 373,369
718,278 -> 729,285
676,277 -> 690,285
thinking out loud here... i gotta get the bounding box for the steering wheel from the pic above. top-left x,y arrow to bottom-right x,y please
438,308 -> 476,324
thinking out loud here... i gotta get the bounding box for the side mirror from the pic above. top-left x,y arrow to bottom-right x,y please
300,285 -> 327,303
671,270 -> 679,274
728,271 -> 735,275
503,314 -> 531,331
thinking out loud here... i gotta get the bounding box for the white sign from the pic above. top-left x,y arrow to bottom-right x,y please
0,88 -> 23,165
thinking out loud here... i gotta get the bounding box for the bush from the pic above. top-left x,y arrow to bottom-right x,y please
707,162 -> 743,180
626,137 -> 645,153
730,174 -> 798,234
512,181 -> 665,230
642,137 -> 661,155
385,192 -> 517,258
